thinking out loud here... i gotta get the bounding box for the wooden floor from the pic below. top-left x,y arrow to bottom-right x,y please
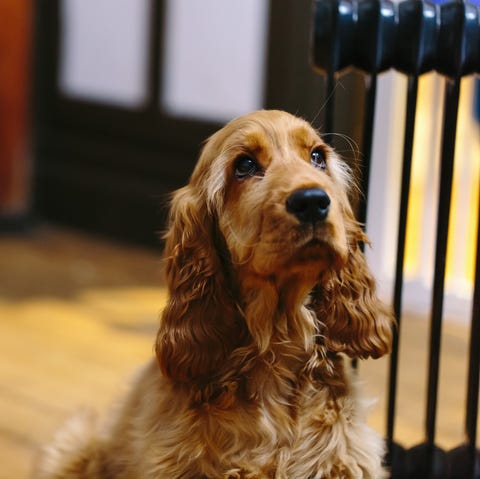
0,227 -> 475,478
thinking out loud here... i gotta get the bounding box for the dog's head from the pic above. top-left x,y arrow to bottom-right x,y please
156,110 -> 393,384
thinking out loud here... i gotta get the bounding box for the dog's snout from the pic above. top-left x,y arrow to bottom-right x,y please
286,188 -> 331,223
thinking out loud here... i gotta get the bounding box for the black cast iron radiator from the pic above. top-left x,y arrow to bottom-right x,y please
312,1 -> 480,478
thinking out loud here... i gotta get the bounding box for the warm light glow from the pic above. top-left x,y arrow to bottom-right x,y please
404,75 -> 479,295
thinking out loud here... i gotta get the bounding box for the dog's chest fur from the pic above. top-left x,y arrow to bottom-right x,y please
196,352 -> 347,477
125,350 -> 384,479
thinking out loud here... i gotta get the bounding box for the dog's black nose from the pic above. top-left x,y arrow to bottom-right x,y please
286,188 -> 331,223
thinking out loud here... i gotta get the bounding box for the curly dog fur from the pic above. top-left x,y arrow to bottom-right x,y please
33,110 -> 393,479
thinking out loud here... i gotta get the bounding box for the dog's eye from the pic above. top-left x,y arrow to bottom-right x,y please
311,147 -> 327,170
234,155 -> 259,179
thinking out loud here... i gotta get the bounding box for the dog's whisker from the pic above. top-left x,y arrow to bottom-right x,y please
322,131 -> 361,159
310,80 -> 346,127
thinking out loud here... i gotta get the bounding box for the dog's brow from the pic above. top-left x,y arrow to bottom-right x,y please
245,132 -> 267,152
235,127 -> 279,157
243,120 -> 283,151
289,125 -> 318,148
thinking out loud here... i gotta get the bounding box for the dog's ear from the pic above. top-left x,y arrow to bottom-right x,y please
155,186 -> 243,384
312,222 -> 394,359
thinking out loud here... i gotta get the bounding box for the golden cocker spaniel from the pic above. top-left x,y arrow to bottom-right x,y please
34,110 -> 393,479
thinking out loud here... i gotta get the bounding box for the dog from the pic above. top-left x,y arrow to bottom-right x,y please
33,110 -> 393,479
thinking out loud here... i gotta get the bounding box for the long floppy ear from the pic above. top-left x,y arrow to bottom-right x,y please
312,222 -> 394,359
155,186 -> 243,384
